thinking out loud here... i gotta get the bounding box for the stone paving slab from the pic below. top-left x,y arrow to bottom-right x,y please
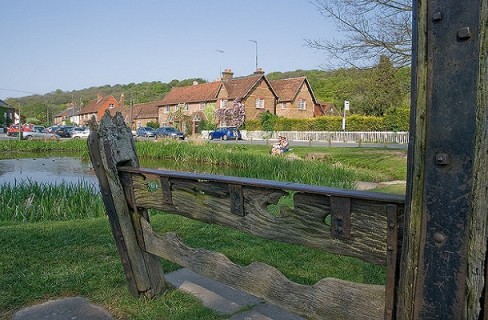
13,296 -> 113,320
13,268 -> 305,320
165,268 -> 305,319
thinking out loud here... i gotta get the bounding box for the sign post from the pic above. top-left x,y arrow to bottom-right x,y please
342,100 -> 350,131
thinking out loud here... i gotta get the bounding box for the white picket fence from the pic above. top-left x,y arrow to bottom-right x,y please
201,130 -> 409,144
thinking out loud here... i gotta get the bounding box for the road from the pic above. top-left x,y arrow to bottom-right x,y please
0,132 -> 408,149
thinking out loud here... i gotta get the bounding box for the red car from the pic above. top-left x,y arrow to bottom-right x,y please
7,124 -> 33,137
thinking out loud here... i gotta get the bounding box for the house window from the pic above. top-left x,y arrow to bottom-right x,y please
109,103 -> 114,109
255,98 -> 265,109
184,103 -> 189,111
281,102 -> 286,109
165,106 -> 170,113
199,102 -> 206,110
298,99 -> 306,110
220,99 -> 227,109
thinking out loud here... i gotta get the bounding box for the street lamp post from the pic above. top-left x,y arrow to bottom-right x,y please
249,40 -> 258,71
216,49 -> 224,77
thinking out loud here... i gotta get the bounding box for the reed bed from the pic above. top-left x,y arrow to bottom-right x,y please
136,140 -> 357,189
0,139 -> 89,156
0,179 -> 105,222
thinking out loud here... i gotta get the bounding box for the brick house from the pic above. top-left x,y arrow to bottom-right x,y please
314,102 -> 340,117
113,101 -> 160,129
158,81 -> 222,128
219,69 -> 277,122
0,99 -> 16,126
158,69 -> 277,127
78,94 -> 119,125
271,77 -> 320,118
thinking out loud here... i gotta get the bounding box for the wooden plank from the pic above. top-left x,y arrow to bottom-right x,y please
88,111 -> 165,298
129,173 -> 400,265
119,166 -> 405,204
398,0 -> 487,318
141,218 -> 385,320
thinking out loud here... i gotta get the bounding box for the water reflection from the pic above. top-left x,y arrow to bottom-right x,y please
0,157 -> 98,186
0,155 -> 240,187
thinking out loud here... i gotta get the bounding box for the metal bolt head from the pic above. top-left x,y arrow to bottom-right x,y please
434,232 -> 446,244
433,11 -> 442,21
457,27 -> 471,40
436,153 -> 449,165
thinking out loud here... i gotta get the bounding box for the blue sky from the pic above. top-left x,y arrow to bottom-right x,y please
0,0 -> 339,99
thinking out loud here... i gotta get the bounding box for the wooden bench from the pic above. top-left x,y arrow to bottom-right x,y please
88,112 -> 404,319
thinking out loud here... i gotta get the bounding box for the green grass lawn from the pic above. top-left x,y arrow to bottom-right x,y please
0,214 -> 386,319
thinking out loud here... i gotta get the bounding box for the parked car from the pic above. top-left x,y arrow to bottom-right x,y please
208,127 -> 242,140
23,126 -> 60,140
155,127 -> 185,140
54,126 -> 74,138
7,124 -> 33,137
71,128 -> 91,139
72,127 -> 86,133
46,125 -> 60,133
136,126 -> 156,137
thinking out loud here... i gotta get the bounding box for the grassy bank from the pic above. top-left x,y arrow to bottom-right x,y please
0,139 -> 407,185
0,213 -> 386,319
0,140 -> 406,318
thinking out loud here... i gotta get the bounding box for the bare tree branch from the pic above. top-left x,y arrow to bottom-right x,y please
307,0 -> 412,68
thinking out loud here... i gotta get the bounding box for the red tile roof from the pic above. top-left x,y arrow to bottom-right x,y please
80,96 -> 116,115
223,75 -> 264,100
270,77 -> 307,102
131,101 -> 160,119
160,82 -> 222,105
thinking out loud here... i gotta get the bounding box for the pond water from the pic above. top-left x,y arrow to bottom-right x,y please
0,154 -> 226,187
0,157 -> 99,186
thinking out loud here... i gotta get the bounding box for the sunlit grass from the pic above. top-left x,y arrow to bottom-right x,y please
0,179 -> 105,222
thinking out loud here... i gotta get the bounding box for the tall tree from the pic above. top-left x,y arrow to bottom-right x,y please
306,0 -> 412,68
360,55 -> 406,116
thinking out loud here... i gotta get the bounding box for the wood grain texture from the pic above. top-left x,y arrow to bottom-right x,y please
89,111 -> 165,297
130,173 -> 399,265
141,218 -> 385,320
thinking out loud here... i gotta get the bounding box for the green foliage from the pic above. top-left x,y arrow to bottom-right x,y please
260,111 -> 278,132
384,107 -> 411,131
146,121 -> 159,129
248,115 -> 392,131
4,66 -> 411,127
201,103 -> 217,130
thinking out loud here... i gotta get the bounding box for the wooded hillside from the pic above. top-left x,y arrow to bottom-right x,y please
5,60 -> 410,126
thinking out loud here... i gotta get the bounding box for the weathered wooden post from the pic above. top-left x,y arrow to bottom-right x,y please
397,0 -> 487,318
88,111 -> 165,298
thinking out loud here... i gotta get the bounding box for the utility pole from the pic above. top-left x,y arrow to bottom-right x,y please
249,40 -> 258,71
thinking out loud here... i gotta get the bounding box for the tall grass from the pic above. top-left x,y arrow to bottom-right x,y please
0,179 -> 105,222
136,140 -> 357,189
0,139 -> 88,154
